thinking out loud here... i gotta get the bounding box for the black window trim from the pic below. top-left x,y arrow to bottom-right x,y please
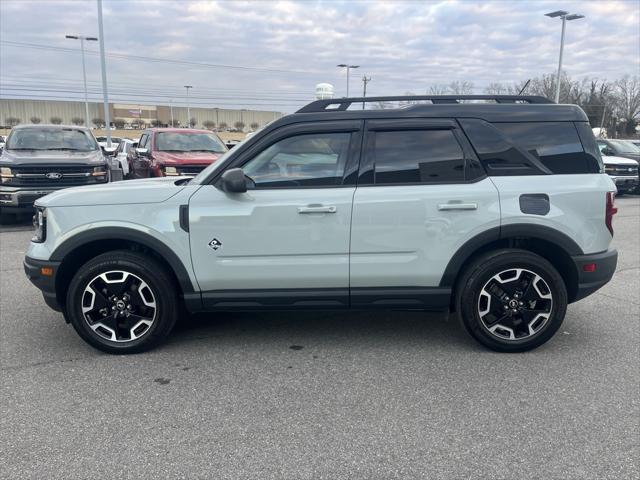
209,120 -> 364,190
357,118 -> 487,187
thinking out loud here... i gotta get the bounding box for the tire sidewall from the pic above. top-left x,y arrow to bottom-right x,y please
458,251 -> 568,352
66,253 -> 177,354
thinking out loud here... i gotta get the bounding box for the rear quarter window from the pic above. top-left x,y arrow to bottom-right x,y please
492,122 -> 598,174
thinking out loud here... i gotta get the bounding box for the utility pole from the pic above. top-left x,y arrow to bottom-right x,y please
362,75 -> 371,109
184,85 -> 192,126
96,0 -> 111,146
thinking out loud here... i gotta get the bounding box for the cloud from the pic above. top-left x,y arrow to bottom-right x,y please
0,0 -> 638,112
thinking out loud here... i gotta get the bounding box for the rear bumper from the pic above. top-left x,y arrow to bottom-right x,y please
571,249 -> 618,302
23,255 -> 62,311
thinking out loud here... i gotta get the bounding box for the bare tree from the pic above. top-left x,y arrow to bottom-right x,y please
50,116 -> 62,125
92,117 -> 104,128
150,119 -> 162,127
113,118 -> 125,129
203,120 -> 216,130
168,119 -> 180,127
613,75 -> 640,135
5,117 -> 21,127
484,82 -> 508,95
234,121 -> 245,131
219,122 -> 228,130
189,118 -> 197,128
71,117 -> 84,126
30,116 -> 41,124
428,84 -> 448,95
447,81 -> 474,95
250,122 -> 259,130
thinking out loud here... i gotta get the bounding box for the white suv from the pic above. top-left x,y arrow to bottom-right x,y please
24,95 -> 618,354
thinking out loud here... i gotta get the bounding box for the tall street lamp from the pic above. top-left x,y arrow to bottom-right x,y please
184,85 -> 192,126
545,10 -> 584,103
65,35 -> 98,127
96,0 -> 111,146
337,64 -> 359,97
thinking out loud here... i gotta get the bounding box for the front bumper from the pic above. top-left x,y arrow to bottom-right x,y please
24,255 -> 62,312
0,186 -> 58,210
571,249 -> 618,302
610,175 -> 639,192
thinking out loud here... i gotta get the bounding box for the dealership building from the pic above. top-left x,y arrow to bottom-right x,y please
0,99 -> 283,130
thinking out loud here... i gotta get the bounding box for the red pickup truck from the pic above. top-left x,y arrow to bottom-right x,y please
130,128 -> 228,178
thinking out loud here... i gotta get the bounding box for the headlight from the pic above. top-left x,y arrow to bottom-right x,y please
163,166 -> 179,176
604,165 -> 616,174
0,166 -> 13,184
32,208 -> 47,243
92,166 -> 109,182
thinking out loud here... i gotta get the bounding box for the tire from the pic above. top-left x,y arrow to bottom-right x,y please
66,250 -> 179,354
455,249 -> 568,353
0,208 -> 17,225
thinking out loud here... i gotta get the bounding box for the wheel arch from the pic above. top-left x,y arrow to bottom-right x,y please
442,224 -> 582,307
50,227 -> 198,311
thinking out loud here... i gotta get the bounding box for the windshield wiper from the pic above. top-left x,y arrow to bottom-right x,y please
186,149 -> 222,153
47,147 -> 87,151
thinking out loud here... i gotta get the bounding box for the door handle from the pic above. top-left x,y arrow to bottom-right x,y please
298,205 -> 337,214
437,202 -> 478,211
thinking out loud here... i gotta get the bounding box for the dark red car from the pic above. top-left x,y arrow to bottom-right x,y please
130,128 -> 228,178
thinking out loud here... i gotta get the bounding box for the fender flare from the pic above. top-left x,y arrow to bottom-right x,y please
50,226 -> 196,294
439,224 -> 583,288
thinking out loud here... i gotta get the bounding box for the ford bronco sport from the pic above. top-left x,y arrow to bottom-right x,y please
24,95 -> 618,354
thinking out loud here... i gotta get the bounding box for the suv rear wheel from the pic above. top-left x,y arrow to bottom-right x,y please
456,249 -> 568,352
66,250 -> 178,354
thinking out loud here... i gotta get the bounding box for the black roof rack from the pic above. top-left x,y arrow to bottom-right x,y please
296,95 -> 554,113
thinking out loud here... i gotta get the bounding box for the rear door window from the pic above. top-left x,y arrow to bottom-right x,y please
492,122 -> 595,174
371,129 -> 466,184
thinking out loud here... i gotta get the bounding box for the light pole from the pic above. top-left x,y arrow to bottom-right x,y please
184,85 -> 192,127
169,99 -> 174,127
337,64 -> 359,97
545,10 -> 584,103
65,35 -> 98,127
362,75 -> 371,109
96,0 -> 111,146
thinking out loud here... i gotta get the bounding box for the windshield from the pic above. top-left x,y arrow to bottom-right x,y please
610,140 -> 640,153
7,128 -> 98,151
156,132 -> 226,153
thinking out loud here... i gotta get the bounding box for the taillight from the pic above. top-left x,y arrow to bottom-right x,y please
605,191 -> 618,236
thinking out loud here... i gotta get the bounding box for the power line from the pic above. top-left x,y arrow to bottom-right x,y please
0,40 -> 322,76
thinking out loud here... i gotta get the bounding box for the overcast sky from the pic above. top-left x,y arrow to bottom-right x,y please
1,0 -> 639,112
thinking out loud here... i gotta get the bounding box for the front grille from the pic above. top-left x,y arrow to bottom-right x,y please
176,165 -> 207,176
608,165 -> 638,177
10,165 -> 103,186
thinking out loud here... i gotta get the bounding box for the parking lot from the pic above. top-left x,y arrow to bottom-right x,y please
0,197 -> 638,479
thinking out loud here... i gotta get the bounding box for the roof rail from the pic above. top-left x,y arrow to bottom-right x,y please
296,95 -> 554,113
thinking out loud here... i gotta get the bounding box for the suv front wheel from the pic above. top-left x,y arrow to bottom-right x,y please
456,249 -> 568,352
66,250 -> 178,354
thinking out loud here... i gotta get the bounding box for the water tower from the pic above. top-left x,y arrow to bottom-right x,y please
315,83 -> 334,100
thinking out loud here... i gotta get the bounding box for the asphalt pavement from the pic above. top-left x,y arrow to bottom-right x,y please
1,198 -> 638,479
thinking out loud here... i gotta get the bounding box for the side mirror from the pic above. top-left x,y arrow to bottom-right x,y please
136,147 -> 149,157
220,168 -> 248,193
